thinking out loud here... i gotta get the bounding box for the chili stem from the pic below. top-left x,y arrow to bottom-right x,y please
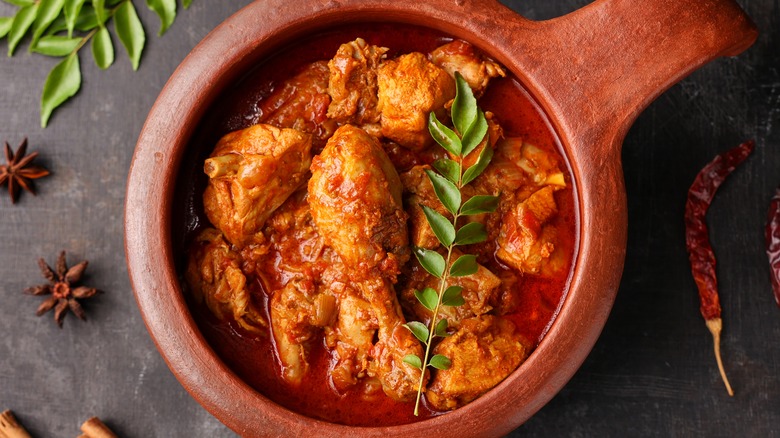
706,318 -> 734,396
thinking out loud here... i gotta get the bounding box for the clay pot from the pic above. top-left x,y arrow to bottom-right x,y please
125,0 -> 756,436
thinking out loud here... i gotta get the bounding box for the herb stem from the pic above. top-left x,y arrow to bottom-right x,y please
413,163 -> 464,416
72,28 -> 97,55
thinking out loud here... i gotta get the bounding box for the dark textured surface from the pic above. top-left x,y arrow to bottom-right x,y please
0,1 -> 777,437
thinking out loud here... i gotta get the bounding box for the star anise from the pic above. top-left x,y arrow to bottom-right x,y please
25,251 -> 99,328
0,137 -> 50,204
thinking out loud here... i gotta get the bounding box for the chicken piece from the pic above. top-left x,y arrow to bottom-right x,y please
185,228 -> 266,332
203,124 -> 312,247
257,61 -> 337,148
401,249 -> 500,328
426,315 -> 528,410
325,291 -> 378,392
361,277 -> 426,402
429,40 -> 505,97
327,38 -> 388,125
475,137 -> 566,197
270,279 -> 337,385
377,52 -> 455,151
496,186 -> 559,274
321,270 -> 425,401
309,124 -> 409,280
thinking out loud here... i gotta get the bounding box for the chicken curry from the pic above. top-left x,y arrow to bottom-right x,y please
176,23 -> 577,426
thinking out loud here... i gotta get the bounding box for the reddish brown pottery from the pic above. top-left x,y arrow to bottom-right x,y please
124,0 -> 757,436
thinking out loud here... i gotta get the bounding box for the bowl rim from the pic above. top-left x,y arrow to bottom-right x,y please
125,0 -> 626,436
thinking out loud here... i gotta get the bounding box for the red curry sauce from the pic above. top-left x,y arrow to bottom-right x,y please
174,23 -> 577,427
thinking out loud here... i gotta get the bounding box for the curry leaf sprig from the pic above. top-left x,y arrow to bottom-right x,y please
0,0 -> 193,128
402,73 -> 499,416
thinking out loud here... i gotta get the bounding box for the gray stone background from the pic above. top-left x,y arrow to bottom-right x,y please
1,0 -> 778,436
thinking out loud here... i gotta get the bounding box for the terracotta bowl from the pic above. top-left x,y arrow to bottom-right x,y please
125,0 -> 756,436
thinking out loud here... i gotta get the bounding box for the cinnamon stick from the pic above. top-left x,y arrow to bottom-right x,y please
0,410 -> 32,438
79,417 -> 117,438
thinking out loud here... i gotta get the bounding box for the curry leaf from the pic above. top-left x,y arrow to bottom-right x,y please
432,158 -> 460,185
403,354 -> 422,370
429,354 -> 452,370
32,35 -> 81,56
442,285 -> 465,307
422,205 -> 455,247
63,0 -> 87,36
114,0 -> 144,70
92,0 -> 106,24
428,111 -> 462,156
460,195 -> 499,215
414,287 -> 438,312
403,321 -> 430,344
3,0 -> 34,6
462,143 -> 494,186
461,109 -> 488,156
0,17 -> 13,38
7,4 -> 38,56
450,254 -> 478,277
425,169 -> 461,215
91,25 -> 113,69
414,247 -> 445,278
31,0 -> 65,48
451,72 -> 477,136
41,52 -> 81,127
46,5 -> 98,35
434,318 -> 450,337
454,222 -> 488,245
146,0 -> 176,35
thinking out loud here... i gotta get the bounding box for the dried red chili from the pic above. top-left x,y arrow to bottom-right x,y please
684,139 -> 754,396
767,186 -> 780,308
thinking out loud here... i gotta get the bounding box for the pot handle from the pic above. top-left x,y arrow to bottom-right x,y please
502,0 -> 757,148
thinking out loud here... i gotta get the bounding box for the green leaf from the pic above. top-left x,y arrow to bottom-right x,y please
432,158 -> 460,185
462,143 -> 494,186
422,205 -> 454,247
90,25 -> 113,68
425,169 -> 461,215
40,52 -> 81,127
429,354 -> 452,370
92,0 -> 106,24
442,285 -> 465,307
46,5 -> 97,35
31,35 -> 80,56
454,222 -> 488,245
7,4 -> 39,56
63,0 -> 86,36
414,287 -> 438,312
450,254 -> 478,277
73,5 -> 98,30
0,17 -> 13,38
451,72 -> 478,137
434,318 -> 450,337
414,247 -> 445,278
461,109 -> 488,156
3,0 -> 34,6
114,0 -> 145,70
428,111 -> 462,156
31,0 -> 65,47
182,0 -> 192,9
146,0 -> 176,35
403,321 -> 430,344
460,195 -> 499,215
403,354 -> 422,370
